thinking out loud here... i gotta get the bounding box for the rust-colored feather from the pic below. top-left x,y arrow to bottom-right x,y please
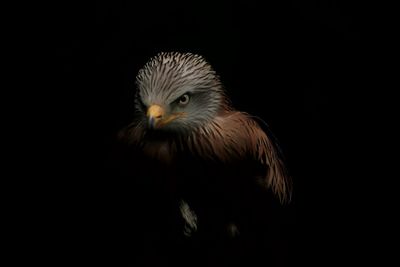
119,110 -> 291,203
189,111 -> 292,203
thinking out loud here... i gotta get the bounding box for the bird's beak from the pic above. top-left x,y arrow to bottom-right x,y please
147,104 -> 184,129
147,105 -> 165,129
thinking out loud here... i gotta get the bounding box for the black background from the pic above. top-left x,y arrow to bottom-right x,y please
18,0 -> 385,266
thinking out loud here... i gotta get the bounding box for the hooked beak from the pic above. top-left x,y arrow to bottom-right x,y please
146,104 -> 185,129
147,105 -> 164,129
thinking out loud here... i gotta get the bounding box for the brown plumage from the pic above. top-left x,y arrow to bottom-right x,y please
121,52 -> 291,201
118,52 -> 292,244
122,110 -> 290,202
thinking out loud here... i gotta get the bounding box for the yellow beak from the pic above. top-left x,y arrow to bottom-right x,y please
147,105 -> 165,129
146,104 -> 185,129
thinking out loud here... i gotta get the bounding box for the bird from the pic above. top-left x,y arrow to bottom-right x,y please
116,52 -> 292,266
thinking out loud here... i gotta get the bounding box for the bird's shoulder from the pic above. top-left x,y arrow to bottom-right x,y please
193,111 -> 263,162
207,111 -> 292,202
214,111 -> 258,130
212,110 -> 265,149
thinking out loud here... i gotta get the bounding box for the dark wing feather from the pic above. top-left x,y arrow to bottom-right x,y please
191,111 -> 292,203
247,115 -> 292,203
117,111 -> 292,203
117,119 -> 146,146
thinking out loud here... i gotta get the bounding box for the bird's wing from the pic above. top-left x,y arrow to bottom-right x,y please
117,119 -> 146,146
192,111 -> 292,203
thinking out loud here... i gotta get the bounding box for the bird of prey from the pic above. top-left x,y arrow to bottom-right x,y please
117,52 -> 292,263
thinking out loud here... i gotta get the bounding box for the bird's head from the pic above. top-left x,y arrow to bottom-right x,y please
135,52 -> 228,134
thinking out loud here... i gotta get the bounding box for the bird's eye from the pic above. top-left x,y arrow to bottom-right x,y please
178,94 -> 190,106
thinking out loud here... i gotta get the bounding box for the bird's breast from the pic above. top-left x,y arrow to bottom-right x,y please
142,140 -> 176,166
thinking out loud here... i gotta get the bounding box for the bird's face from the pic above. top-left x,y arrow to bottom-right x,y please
135,52 -> 226,134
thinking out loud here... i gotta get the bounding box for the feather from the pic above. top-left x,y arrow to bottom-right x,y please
121,52 -> 292,203
189,111 -> 292,203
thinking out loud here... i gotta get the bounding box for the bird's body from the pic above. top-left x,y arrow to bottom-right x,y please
116,52 -> 292,266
